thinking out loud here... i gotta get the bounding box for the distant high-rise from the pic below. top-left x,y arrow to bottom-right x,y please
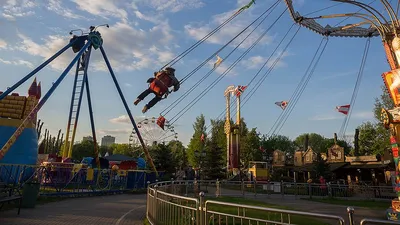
101,135 -> 116,147
82,136 -> 93,142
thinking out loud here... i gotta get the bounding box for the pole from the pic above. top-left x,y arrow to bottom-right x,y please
82,46 -> 100,168
0,40 -> 77,101
0,41 -> 91,160
99,46 -> 158,176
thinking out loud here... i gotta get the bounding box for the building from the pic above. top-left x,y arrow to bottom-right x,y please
101,135 -> 116,147
82,136 -> 93,142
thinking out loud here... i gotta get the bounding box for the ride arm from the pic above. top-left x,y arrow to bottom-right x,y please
282,0 -> 380,38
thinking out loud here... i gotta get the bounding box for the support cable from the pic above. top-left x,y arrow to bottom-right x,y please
160,0 -> 281,116
160,0 -> 256,70
204,23 -> 297,135
169,8 -> 288,126
338,37 -> 371,138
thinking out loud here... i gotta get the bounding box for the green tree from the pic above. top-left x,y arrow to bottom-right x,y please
209,119 -> 227,158
203,119 -> 226,179
240,128 -> 261,168
111,143 -> 133,156
203,139 -> 225,179
99,145 -> 112,157
262,135 -> 295,153
357,122 -> 389,155
187,114 -> 207,167
374,85 -> 395,121
151,143 -> 175,174
294,133 -> 326,153
168,140 -> 187,169
313,152 -> 331,180
71,140 -> 98,161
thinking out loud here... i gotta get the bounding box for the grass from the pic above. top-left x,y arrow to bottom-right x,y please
302,197 -> 391,210
204,196 -> 332,225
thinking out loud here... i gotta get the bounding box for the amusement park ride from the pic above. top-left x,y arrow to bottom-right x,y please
283,0 -> 400,220
128,116 -> 178,148
0,25 -> 158,175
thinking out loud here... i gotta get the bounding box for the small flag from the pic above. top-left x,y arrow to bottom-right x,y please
275,101 -> 288,110
213,55 -> 223,68
336,104 -> 350,115
235,85 -> 247,97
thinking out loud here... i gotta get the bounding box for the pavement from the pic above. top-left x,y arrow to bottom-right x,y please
0,194 -> 147,225
207,187 -> 387,225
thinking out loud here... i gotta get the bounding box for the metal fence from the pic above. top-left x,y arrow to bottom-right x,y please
0,163 -> 159,196
164,179 -> 396,200
146,180 -> 399,225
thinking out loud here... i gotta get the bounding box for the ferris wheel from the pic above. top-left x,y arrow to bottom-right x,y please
129,116 -> 178,147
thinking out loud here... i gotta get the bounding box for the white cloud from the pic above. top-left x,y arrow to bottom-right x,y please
184,8 -> 274,49
124,83 -> 132,87
15,21 -> 176,72
240,50 -> 292,70
1,0 -> 36,21
71,0 -> 128,22
0,57 -> 34,68
98,128 -> 131,135
135,0 -> 205,13
109,115 -> 146,125
46,0 -> 85,19
0,39 -> 7,49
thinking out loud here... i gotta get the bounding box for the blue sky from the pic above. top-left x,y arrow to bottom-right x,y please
0,0 -> 393,146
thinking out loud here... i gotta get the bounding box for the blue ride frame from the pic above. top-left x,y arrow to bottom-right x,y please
0,25 -> 158,175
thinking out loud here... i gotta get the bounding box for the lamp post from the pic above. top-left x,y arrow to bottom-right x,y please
283,0 -> 400,220
194,149 -> 206,191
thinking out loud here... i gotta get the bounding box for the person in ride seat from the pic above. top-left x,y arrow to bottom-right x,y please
134,67 -> 180,113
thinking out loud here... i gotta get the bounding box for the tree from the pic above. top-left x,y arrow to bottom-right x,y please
151,143 -> 175,174
203,139 -> 225,179
99,145 -> 112,157
202,119 -> 226,179
71,140 -> 98,161
373,85 -> 395,122
294,133 -> 326,153
262,135 -> 296,153
209,119 -> 227,159
110,143 -> 133,157
240,128 -> 261,168
357,122 -> 389,155
187,114 -> 207,167
168,140 -> 187,169
313,152 -> 331,180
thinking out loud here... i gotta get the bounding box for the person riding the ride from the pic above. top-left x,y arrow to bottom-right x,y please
134,67 -> 180,113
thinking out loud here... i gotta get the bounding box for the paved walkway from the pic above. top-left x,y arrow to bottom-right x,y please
0,194 -> 147,225
206,187 -> 387,225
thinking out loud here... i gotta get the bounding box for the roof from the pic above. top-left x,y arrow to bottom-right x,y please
343,163 -> 389,169
329,162 -> 348,171
104,154 -> 135,162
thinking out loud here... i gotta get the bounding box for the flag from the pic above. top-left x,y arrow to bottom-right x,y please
275,101 -> 288,110
200,133 -> 205,142
213,55 -> 223,68
336,104 -> 350,115
259,146 -> 265,152
235,85 -> 247,97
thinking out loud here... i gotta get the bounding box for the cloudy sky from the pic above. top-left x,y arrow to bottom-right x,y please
0,0 -> 392,146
